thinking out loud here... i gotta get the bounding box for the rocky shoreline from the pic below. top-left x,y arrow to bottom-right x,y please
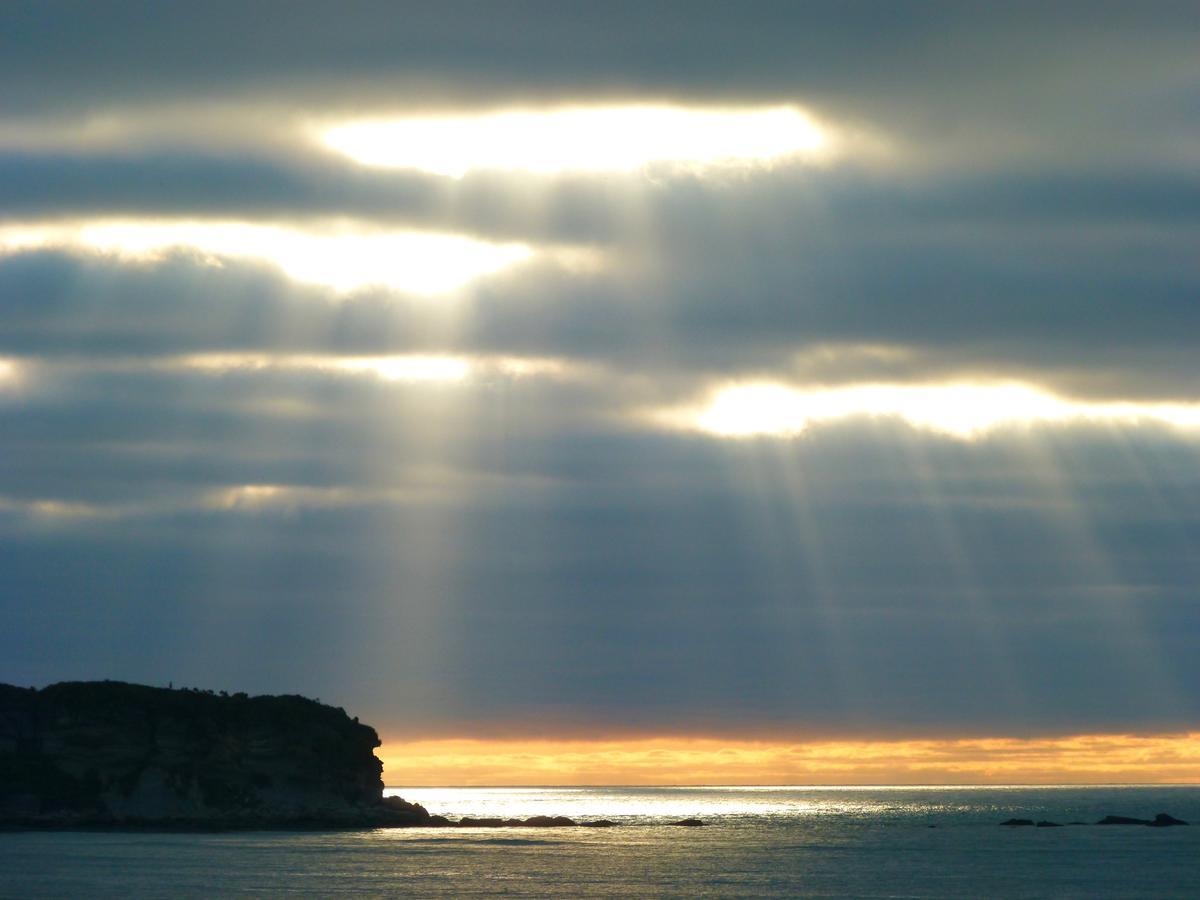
12,680 -> 1186,835
1,681 -> 713,832
1,811 -> 706,832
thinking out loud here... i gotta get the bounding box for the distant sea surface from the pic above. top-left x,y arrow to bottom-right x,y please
3,785 -> 1198,897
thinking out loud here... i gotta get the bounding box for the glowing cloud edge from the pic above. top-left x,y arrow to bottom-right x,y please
318,104 -> 831,177
658,381 -> 1200,440
0,219 -> 538,295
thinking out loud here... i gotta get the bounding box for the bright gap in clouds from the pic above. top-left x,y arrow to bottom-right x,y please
319,105 -> 829,177
174,353 -> 575,383
0,358 -> 18,386
672,382 -> 1200,440
174,353 -> 472,382
0,221 -> 533,294
9,353 -> 579,388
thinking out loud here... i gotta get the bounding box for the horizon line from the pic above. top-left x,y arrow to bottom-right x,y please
385,781 -> 1200,789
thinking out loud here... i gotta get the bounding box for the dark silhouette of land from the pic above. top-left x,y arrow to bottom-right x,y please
0,680 -> 433,829
0,680 -> 697,831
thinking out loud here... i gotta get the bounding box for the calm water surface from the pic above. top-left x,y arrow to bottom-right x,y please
2,786 -> 1197,897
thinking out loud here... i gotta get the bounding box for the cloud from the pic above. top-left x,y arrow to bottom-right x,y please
0,219 -> 539,293
1,2 -> 1198,753
320,105 -> 830,177
661,381 -> 1200,440
3,346 -> 1200,736
2,182 -> 1197,399
2,2 -> 1193,188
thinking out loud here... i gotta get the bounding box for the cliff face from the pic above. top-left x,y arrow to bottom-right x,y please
0,681 -> 418,826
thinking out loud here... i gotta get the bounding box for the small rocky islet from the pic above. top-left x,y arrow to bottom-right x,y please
0,681 -> 706,830
1001,813 -> 1188,828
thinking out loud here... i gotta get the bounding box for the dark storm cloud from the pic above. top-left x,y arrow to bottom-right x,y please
0,151 -> 443,224
5,150 -> 1200,237
0,355 -> 624,507
0,150 -> 644,245
4,2 -> 1194,122
0,1 -> 1193,221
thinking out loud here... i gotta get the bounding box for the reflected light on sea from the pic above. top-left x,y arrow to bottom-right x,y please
3,786 -> 1198,897
384,784 -> 1153,823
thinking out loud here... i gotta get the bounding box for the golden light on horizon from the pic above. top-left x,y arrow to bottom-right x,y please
663,381 -> 1200,440
379,732 -> 1200,787
0,220 -> 533,294
319,105 -> 830,177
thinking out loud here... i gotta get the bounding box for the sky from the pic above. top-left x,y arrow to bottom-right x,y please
2,2 -> 1199,784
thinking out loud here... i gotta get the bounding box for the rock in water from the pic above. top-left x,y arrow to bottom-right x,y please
667,818 -> 706,826
521,815 -> 577,827
1148,813 -> 1188,827
1096,815 -> 1152,825
1000,818 -> 1036,827
1036,821 -> 1063,828
1096,813 -> 1188,827
0,680 -> 430,828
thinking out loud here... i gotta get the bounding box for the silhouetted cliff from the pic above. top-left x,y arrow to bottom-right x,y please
0,681 -> 430,828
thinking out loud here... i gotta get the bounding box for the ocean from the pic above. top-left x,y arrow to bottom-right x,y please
1,785 -> 1197,897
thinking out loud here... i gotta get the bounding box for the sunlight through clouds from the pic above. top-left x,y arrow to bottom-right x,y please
330,356 -> 472,382
3,2 -> 1200,799
0,358 -> 20,389
0,496 -> 111,521
319,105 -> 830,177
666,382 -> 1200,439
203,484 -> 375,511
172,353 -> 572,383
6,352 -> 586,388
0,220 -> 534,294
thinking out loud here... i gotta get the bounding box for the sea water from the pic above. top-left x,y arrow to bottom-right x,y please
1,785 -> 1197,897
